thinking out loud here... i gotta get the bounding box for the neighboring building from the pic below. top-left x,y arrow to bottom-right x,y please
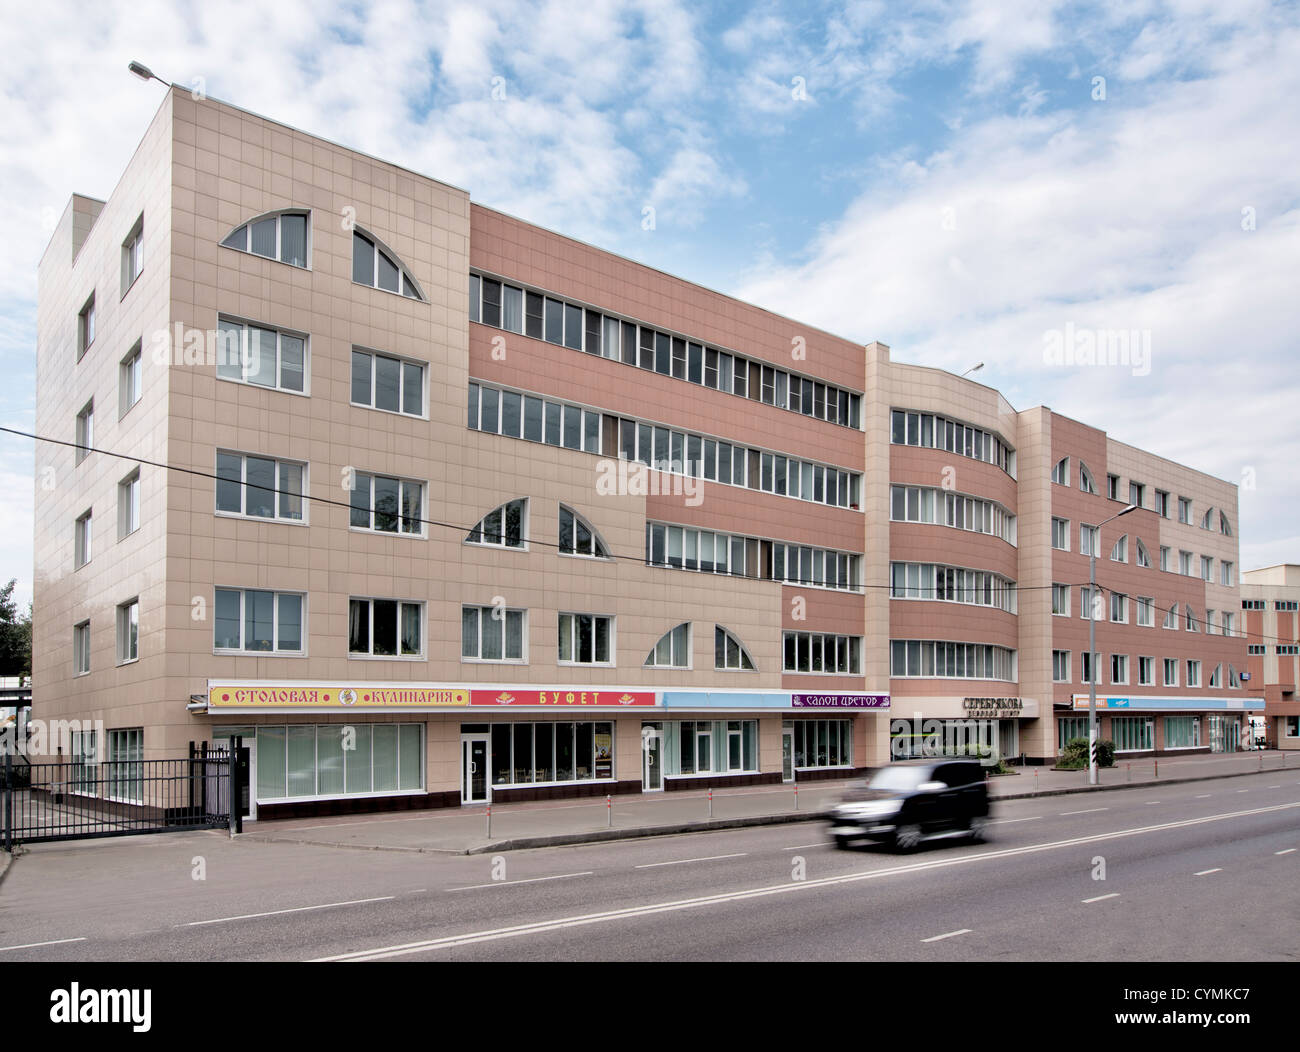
1240,565 -> 1300,750
32,86 -> 1263,820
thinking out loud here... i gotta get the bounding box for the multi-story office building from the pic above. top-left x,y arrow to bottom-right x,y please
1240,565 -> 1300,750
32,86 -> 1263,819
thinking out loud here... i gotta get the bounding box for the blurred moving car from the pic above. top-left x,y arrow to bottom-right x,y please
829,758 -> 991,851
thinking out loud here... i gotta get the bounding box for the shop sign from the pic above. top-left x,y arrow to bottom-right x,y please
962,697 -> 1024,718
792,693 -> 890,709
469,689 -> 655,708
595,729 -> 614,778
207,685 -> 468,710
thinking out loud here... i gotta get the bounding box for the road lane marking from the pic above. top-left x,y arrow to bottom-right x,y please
1061,808 -> 1108,816
185,896 -> 394,926
635,853 -> 748,869
1276,849 -> 1296,855
1145,801 -> 1162,805
990,816 -> 1041,824
313,800 -> 1300,962
0,937 -> 87,953
1268,785 -> 1281,789
922,929 -> 972,943
1196,794 -> 1212,799
1083,893 -> 1119,904
449,872 -> 593,891
1236,789 -> 1249,793
782,843 -> 831,851
1194,868 -> 1222,876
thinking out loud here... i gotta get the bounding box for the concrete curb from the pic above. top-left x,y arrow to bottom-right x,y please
233,759 -> 1295,856
0,849 -> 13,890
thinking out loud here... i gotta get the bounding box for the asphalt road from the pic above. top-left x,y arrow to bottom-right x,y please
2,769 -> 1297,962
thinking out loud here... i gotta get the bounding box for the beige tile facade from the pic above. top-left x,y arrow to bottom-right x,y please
32,88 -> 1263,819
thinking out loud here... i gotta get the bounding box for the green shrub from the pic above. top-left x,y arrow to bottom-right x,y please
1057,736 -> 1115,769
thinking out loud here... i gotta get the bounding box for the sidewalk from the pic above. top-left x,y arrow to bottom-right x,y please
238,749 -> 1296,856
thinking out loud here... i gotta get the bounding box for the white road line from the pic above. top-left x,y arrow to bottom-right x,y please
1145,801 -> 1162,805
1268,785 -> 1281,789
1082,893 -> 1120,904
922,928 -> 972,943
449,872 -> 593,891
782,843 -> 831,851
1276,848 -> 1297,855
313,801 -> 1300,962
0,936 -> 87,953
1061,808 -> 1108,816
185,896 -> 395,926
990,816 -> 1042,825
1196,794 -> 1212,798
635,853 -> 749,869
1236,789 -> 1250,793
1194,868 -> 1223,876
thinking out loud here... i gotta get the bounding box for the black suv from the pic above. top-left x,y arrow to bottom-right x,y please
829,758 -> 991,851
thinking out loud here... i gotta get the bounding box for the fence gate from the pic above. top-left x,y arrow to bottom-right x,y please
3,741 -> 242,849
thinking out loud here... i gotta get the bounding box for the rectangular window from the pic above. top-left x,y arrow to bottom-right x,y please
349,598 -> 422,658
1136,597 -> 1154,627
1138,656 -> 1154,686
78,294 -> 95,359
1110,593 -> 1128,624
1179,550 -> 1193,576
1154,490 -> 1169,517
215,588 -> 304,654
783,632 -> 861,675
1221,561 -> 1235,587
1052,650 -> 1070,683
348,472 -> 424,536
74,620 -> 90,675
1178,497 -> 1192,524
1163,658 -> 1178,687
351,349 -> 423,416
216,318 -> 306,393
1164,716 -> 1200,750
118,470 -> 140,539
1079,524 -> 1099,557
1052,584 -> 1070,616
122,216 -> 144,295
461,605 -> 526,662
216,452 -> 305,522
1186,660 -> 1201,687
1110,654 -> 1129,685
1129,481 -> 1145,508
558,613 -> 613,665
116,598 -> 139,664
119,342 -> 142,416
1051,518 -> 1069,551
75,401 -> 93,465
1112,717 -> 1154,753
256,723 -> 423,800
1080,651 -> 1101,684
74,510 -> 92,569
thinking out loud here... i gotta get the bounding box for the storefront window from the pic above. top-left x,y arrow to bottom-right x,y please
787,720 -> 852,769
1111,716 -> 1154,752
1164,716 -> 1201,749
662,721 -> 758,776
255,724 -> 423,801
487,721 -> 612,786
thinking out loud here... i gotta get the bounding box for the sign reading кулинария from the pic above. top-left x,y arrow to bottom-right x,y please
206,685 -> 657,710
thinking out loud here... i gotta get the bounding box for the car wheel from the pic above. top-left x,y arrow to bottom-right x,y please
967,816 -> 990,843
894,823 -> 922,852
834,835 -> 854,850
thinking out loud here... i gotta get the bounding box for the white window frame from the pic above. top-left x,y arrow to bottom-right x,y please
466,498 -> 528,550
715,626 -> 758,671
121,215 -> 144,296
350,347 -> 427,418
1110,653 -> 1129,685
558,612 -> 615,667
214,588 -> 307,656
1186,660 -> 1201,688
1052,649 -> 1070,683
216,451 -> 308,524
77,294 -> 95,360
1051,517 -> 1070,551
119,341 -> 143,418
74,620 -> 91,675
221,210 -> 311,269
461,604 -> 527,663
74,509 -> 92,569
116,598 -> 139,665
348,471 -> 425,537
1138,655 -> 1154,686
75,401 -> 93,465
215,316 -> 309,395
645,622 -> 692,669
559,505 -> 611,559
118,470 -> 140,539
348,597 -> 424,660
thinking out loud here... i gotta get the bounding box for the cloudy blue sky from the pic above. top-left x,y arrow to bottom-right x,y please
1,0 -> 1298,609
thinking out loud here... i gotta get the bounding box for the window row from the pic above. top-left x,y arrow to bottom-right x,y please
75,213 -> 145,363
644,522 -> 860,591
782,632 -> 863,675
470,272 -> 862,429
485,721 -> 615,786
890,486 -> 1017,544
787,719 -> 854,770
890,640 -> 1017,681
469,382 -> 603,453
892,410 -> 1015,476
1058,651 -> 1241,688
70,472 -> 140,571
256,724 -> 424,801
889,562 -> 1017,613
662,720 -> 759,776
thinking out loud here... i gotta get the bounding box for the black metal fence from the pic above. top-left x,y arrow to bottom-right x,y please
2,742 -> 238,849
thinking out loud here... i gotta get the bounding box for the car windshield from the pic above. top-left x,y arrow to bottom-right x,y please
867,766 -> 930,792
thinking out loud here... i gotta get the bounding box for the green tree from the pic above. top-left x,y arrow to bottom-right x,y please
0,579 -> 32,678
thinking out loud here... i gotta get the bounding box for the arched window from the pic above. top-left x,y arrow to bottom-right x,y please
466,498 -> 526,549
1200,506 -> 1215,530
715,626 -> 756,671
352,228 -> 424,299
1078,461 -> 1097,494
1185,605 -> 1199,632
1219,511 -> 1233,536
1110,534 -> 1128,562
645,623 -> 690,668
1051,457 -> 1069,485
1163,602 -> 1179,629
559,505 -> 610,558
1208,663 -> 1222,688
1135,538 -> 1150,567
221,210 -> 309,268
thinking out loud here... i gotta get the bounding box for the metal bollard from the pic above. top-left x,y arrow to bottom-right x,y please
486,804 -> 491,839
708,788 -> 713,819
1154,758 -> 1159,779
606,794 -> 612,828
794,783 -> 799,811
1127,762 -> 1131,783
1034,769 -> 1039,792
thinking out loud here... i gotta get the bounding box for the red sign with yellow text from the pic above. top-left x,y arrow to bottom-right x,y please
470,689 -> 655,708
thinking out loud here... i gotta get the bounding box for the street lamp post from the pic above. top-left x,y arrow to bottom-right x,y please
1089,503 -> 1139,785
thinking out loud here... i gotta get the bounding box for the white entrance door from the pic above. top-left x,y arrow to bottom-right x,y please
782,728 -> 794,782
461,734 -> 490,804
